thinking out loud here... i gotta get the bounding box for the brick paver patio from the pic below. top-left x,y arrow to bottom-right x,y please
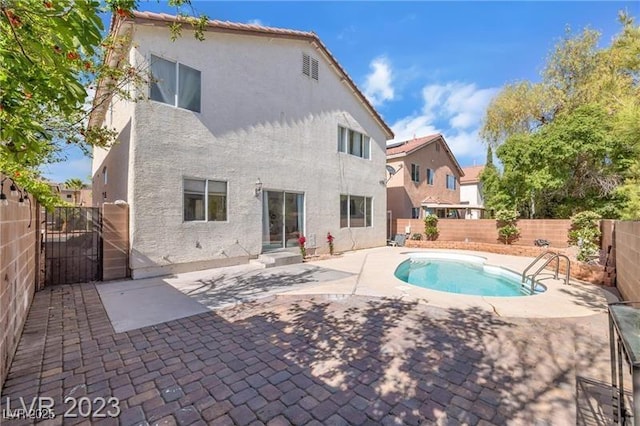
1,283 -> 617,425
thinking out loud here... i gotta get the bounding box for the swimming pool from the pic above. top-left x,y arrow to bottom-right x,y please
394,252 -> 546,297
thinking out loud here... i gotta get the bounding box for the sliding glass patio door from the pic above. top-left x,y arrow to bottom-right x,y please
262,191 -> 304,252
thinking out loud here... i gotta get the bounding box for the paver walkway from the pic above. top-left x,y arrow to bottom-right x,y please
1,283 -> 618,425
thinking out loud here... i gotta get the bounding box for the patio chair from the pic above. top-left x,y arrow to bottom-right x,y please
387,234 -> 406,247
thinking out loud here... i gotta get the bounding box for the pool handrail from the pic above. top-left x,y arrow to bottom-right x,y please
522,251 -> 571,293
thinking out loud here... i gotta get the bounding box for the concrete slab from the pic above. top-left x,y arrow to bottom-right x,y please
166,263 -> 354,310
257,251 -> 303,267
96,278 -> 209,332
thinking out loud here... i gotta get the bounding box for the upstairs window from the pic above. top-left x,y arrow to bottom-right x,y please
184,179 -> 227,222
302,53 -> 319,80
338,126 -> 370,159
150,55 -> 201,113
426,168 -> 434,185
411,164 -> 420,182
446,174 -> 457,190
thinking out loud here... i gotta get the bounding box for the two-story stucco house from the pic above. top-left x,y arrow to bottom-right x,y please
386,134 -> 465,224
460,165 -> 486,219
90,12 -> 393,279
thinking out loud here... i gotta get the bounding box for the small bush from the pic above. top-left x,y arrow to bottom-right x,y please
424,215 -> 439,240
411,233 -> 423,240
569,211 -> 601,262
496,209 -> 519,244
498,224 -> 519,243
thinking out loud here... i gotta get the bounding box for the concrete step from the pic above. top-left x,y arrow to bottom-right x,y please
256,251 -> 303,268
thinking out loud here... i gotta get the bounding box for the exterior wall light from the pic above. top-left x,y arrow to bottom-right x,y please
0,178 -> 7,206
9,183 -> 18,197
255,178 -> 263,197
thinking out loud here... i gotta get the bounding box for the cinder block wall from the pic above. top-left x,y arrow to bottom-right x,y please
615,221 -> 640,301
102,203 -> 129,281
395,219 -> 572,247
0,179 -> 38,390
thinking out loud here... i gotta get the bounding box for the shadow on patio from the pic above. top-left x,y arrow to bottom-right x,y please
0,284 -> 615,425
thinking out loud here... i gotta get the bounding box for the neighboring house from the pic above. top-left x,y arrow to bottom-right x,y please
386,134 -> 465,228
460,165 -> 485,219
47,182 -> 92,206
90,12 -> 394,279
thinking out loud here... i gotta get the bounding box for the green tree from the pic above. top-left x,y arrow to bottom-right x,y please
479,146 -> 508,216
480,13 -> 640,218
1,0 -> 206,208
63,177 -> 85,205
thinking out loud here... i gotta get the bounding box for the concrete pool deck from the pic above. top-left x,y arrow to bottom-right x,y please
293,247 -> 619,318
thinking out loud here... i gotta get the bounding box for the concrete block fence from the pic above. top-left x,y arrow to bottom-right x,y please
0,176 -> 40,390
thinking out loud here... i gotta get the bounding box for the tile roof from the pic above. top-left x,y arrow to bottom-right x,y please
132,11 -> 317,38
89,11 -> 393,138
386,134 -> 441,156
460,165 -> 485,184
386,134 -> 465,177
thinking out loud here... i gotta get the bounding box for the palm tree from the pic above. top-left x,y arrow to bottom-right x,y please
64,178 -> 85,205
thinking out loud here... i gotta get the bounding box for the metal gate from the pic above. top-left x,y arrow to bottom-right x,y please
44,207 -> 102,285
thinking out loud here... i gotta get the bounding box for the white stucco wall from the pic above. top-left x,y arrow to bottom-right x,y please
460,182 -> 484,219
92,91 -> 137,207
460,183 -> 479,206
119,24 -> 389,278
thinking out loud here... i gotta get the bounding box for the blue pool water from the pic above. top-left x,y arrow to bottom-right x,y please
395,255 -> 544,297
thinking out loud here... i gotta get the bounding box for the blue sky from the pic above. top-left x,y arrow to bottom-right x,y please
41,1 -> 640,183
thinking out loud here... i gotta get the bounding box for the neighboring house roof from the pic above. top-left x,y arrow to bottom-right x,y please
386,134 -> 465,177
460,165 -> 485,184
89,11 -> 394,139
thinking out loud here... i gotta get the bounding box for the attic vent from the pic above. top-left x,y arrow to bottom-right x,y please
302,53 -> 319,81
302,53 -> 310,77
311,58 -> 319,80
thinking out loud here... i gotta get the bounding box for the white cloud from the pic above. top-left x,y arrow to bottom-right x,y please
446,130 -> 481,158
390,116 -> 439,144
389,81 -> 498,163
247,19 -> 264,26
363,56 -> 395,107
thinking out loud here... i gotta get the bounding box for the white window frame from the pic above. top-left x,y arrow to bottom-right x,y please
149,54 -> 201,113
340,194 -> 373,228
183,178 -> 228,223
337,125 -> 371,160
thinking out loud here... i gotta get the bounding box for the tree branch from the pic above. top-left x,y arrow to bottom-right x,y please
1,7 -> 34,65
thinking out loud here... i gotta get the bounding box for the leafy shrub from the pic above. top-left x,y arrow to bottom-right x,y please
495,209 -> 518,223
496,209 -> 519,244
411,233 -> 423,240
498,224 -> 520,243
423,215 -> 439,240
568,211 -> 601,262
